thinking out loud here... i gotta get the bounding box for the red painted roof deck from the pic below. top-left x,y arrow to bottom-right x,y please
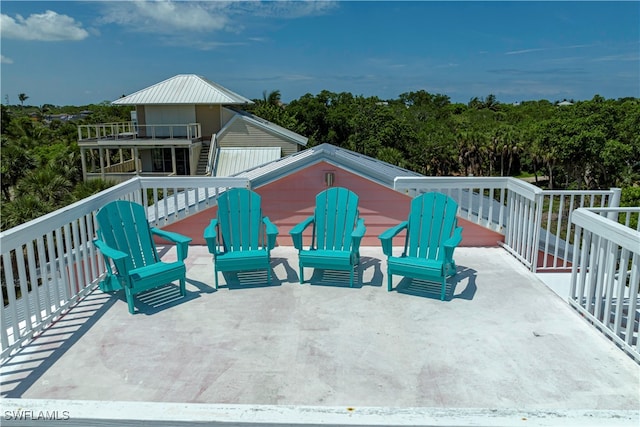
164,161 -> 504,247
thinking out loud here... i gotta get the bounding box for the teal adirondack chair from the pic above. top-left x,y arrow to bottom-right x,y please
290,187 -> 366,288
94,200 -> 192,314
379,192 -> 463,300
204,188 -> 278,289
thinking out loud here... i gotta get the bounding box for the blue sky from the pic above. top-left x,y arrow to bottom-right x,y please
1,1 -> 639,106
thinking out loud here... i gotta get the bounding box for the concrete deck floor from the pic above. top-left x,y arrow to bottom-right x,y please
1,246 -> 639,413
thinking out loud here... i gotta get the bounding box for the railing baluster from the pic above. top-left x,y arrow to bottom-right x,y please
613,247 -> 630,336
625,253 -> 639,350
0,283 -> 9,350
48,230 -> 62,310
16,244 -> 33,333
3,251 -> 21,343
26,241 -> 43,326
55,227 -> 70,305
569,224 -> 582,300
36,236 -> 52,318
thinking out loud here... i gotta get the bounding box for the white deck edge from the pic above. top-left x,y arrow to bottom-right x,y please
1,399 -> 638,426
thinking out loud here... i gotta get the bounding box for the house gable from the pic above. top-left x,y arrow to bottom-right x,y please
216,113 -> 304,157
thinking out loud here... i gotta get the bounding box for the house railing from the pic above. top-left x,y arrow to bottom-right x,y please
206,133 -> 218,176
103,158 -> 139,174
569,207 -> 640,362
0,177 -> 249,360
393,177 -> 620,272
78,122 -> 202,142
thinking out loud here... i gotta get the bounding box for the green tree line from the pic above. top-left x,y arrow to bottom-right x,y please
251,91 -> 639,190
2,92 -> 639,231
1,102 -> 132,230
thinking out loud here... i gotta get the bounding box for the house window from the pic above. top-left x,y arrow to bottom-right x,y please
152,148 -> 172,172
152,148 -> 190,175
175,148 -> 190,175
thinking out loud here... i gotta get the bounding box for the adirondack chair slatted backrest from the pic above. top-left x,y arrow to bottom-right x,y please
406,192 -> 458,260
96,201 -> 158,272
217,188 -> 264,252
315,187 -> 359,251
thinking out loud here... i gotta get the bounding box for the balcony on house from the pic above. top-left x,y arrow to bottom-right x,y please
77,121 -> 203,144
77,121 -> 204,182
1,145 -> 639,426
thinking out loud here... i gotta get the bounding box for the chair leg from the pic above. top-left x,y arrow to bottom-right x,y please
299,263 -> 304,284
214,268 -> 219,290
387,270 -> 393,292
349,267 -> 354,288
267,267 -> 271,284
440,276 -> 446,301
125,288 -> 135,314
179,278 -> 186,297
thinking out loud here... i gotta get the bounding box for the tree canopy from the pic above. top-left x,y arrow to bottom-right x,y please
2,92 -> 638,231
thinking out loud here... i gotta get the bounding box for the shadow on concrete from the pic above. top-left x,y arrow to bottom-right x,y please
302,256 -> 383,289
395,265 -> 478,301
133,279 -> 216,315
0,291 -> 116,398
219,257 -> 297,290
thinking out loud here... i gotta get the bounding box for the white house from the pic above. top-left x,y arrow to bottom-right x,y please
77,74 -> 307,182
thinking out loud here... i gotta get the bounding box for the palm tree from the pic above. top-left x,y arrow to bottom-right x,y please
18,93 -> 29,108
262,90 -> 281,106
1,194 -> 52,230
0,138 -> 35,199
16,165 -> 73,206
72,179 -> 116,200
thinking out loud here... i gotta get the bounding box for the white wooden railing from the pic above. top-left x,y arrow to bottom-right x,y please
536,189 -> 621,271
394,177 -> 620,272
569,207 -> 640,362
0,177 -> 249,360
78,122 -> 202,142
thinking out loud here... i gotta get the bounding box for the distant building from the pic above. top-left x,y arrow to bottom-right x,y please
77,74 -> 308,182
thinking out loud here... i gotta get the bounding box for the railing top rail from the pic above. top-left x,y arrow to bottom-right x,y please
394,176 -> 512,190
539,189 -> 618,196
394,176 -> 544,200
582,207 -> 640,213
571,208 -> 640,252
79,122 -> 199,128
137,176 -> 249,188
505,177 -> 543,199
77,121 -> 134,127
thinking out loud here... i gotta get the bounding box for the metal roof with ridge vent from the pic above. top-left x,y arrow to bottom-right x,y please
113,74 -> 254,105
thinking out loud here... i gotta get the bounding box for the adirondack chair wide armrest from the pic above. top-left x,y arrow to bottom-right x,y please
290,216 -> 314,250
151,228 -> 192,261
263,217 -> 279,250
444,226 -> 463,258
93,239 -> 129,282
378,221 -> 409,256
351,218 -> 366,252
93,239 -> 128,262
203,219 -> 220,255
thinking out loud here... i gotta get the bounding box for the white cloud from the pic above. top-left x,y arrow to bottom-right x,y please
1,55 -> 14,64
98,1 -> 232,34
0,10 -> 89,41
97,1 -> 337,35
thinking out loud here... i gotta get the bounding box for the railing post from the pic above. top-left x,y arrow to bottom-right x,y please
531,192 -> 543,273
607,188 -> 622,221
